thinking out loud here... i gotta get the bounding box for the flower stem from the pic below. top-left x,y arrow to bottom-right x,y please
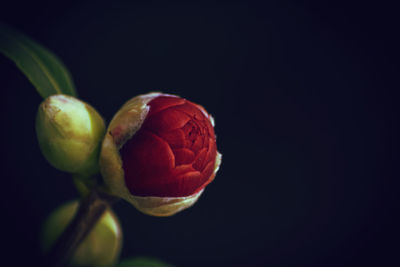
45,188 -> 117,266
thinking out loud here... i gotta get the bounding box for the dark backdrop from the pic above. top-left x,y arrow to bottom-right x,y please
0,1 -> 397,266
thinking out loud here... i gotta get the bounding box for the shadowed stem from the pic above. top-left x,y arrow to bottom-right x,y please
45,188 -> 118,267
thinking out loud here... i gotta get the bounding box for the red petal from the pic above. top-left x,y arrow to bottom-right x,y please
173,102 -> 207,121
206,120 -> 215,139
147,95 -> 185,117
192,160 -> 216,195
173,148 -> 195,166
121,130 -> 175,196
201,160 -> 215,185
202,137 -> 217,171
173,164 -> 196,176
173,171 -> 203,195
157,128 -> 186,149
144,108 -> 191,133
192,147 -> 207,171
191,133 -> 204,152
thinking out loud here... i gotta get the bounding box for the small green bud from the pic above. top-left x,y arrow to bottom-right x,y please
41,200 -> 123,267
36,94 -> 105,175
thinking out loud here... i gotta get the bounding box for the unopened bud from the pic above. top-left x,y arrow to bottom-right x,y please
100,92 -> 221,216
41,200 -> 122,267
36,94 -> 105,175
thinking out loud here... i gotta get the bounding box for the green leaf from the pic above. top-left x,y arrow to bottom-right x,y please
0,23 -> 77,98
117,257 -> 175,267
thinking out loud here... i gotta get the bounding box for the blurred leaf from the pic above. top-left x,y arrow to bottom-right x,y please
0,23 -> 77,98
117,257 -> 175,267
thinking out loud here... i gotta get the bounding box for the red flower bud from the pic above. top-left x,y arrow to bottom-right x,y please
100,93 -> 221,216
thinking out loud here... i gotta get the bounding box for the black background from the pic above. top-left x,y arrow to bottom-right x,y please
0,1 -> 397,266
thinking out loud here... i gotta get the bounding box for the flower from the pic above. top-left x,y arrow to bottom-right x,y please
100,92 -> 221,216
36,94 -> 105,175
41,200 -> 122,267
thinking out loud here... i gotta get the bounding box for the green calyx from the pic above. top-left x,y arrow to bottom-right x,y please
36,94 -> 105,175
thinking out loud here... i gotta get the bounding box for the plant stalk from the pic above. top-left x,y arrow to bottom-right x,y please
44,188 -> 117,267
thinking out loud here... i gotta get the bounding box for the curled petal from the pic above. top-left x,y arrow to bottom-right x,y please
173,148 -> 195,166
146,95 -> 185,117
145,108 -> 191,133
158,129 -> 186,149
120,130 -> 175,196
